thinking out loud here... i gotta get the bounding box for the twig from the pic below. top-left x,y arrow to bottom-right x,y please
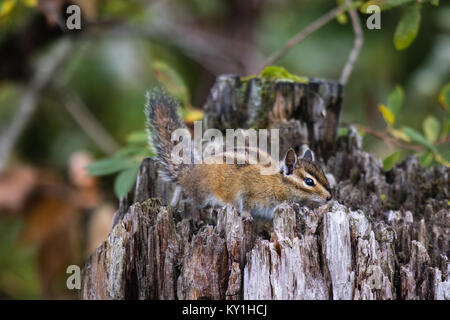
436,136 -> 450,146
339,0 -> 363,85
257,5 -> 346,72
147,0 -> 264,75
0,38 -> 74,172
57,88 -> 120,156
350,124 -> 425,152
93,1 -> 264,76
350,124 -> 395,151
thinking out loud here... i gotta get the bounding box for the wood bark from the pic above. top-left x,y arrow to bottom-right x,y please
82,75 -> 449,300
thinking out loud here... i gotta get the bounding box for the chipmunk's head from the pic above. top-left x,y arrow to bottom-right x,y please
280,148 -> 332,204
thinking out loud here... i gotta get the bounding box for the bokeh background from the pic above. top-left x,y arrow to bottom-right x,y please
0,0 -> 449,299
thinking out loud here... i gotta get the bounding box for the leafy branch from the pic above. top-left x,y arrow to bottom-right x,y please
344,83 -> 450,170
360,0 -> 440,50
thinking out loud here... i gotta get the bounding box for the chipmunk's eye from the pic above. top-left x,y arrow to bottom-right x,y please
304,178 -> 315,187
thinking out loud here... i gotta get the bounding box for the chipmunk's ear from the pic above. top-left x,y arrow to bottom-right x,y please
301,148 -> 315,161
281,148 -> 297,175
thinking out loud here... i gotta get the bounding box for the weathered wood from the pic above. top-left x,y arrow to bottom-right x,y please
81,75 -> 449,300
82,191 -> 449,299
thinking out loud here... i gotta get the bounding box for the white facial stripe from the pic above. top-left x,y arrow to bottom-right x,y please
305,173 -> 314,179
286,170 -> 329,201
287,175 -> 302,184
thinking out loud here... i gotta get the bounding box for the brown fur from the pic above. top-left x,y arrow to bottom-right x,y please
179,150 -> 331,214
145,88 -> 188,182
146,89 -> 332,219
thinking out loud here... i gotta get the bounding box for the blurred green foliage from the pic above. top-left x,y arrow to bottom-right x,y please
0,219 -> 38,299
376,82 -> 449,169
87,130 -> 152,198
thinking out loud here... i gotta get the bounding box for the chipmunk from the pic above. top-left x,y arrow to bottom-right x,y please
145,88 -> 332,220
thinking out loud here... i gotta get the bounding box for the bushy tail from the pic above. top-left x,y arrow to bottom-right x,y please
145,88 -> 187,182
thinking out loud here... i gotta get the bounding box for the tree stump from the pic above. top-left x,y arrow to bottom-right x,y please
202,75 -> 343,160
81,75 -> 449,300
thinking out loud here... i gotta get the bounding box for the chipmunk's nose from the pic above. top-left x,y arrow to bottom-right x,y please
326,190 -> 332,201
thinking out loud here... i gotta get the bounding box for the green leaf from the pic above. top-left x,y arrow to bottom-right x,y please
335,1 -> 348,22
114,165 -> 140,198
337,12 -> 348,24
389,128 -> 411,142
115,145 -> 149,158
422,116 -> 440,143
378,104 -> 395,126
126,130 -> 148,145
394,4 -> 421,50
0,0 -> 17,18
434,153 -> 450,167
87,156 -> 137,176
383,151 -> 402,171
387,85 -> 404,117
438,83 -> 450,110
428,0 -> 439,6
22,0 -> 37,7
418,152 -> 434,167
402,126 -> 438,153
